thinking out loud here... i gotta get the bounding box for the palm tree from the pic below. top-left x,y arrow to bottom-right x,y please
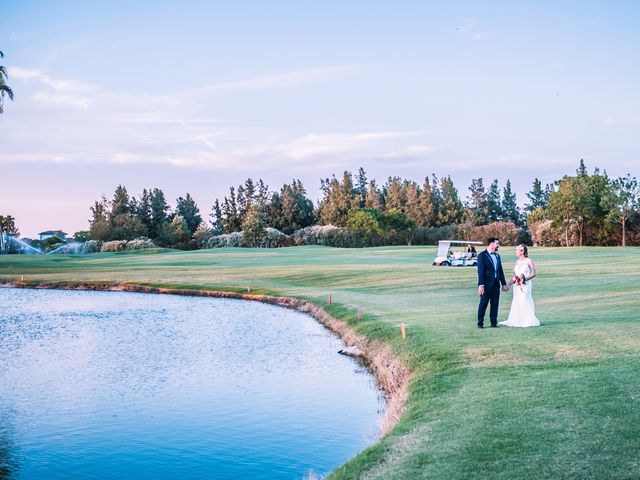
0,50 -> 14,115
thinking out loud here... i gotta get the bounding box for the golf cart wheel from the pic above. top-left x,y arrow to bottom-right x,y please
441,261 -> 450,267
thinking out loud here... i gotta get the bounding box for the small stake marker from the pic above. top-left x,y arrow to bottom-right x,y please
328,293 -> 332,304
400,322 -> 406,339
357,306 -> 361,321
21,275 -> 24,282
246,285 -> 251,293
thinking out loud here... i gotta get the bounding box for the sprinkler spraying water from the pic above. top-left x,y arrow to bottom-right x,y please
0,234 -> 45,254
47,242 -> 84,255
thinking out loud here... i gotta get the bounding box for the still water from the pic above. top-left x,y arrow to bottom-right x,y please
0,288 -> 384,479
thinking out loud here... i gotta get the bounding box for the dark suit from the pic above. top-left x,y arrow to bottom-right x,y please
477,249 -> 507,327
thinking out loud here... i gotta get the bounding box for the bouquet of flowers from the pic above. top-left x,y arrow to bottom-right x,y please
512,273 -> 526,291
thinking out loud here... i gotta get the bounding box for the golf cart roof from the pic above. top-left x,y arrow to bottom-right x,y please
438,240 -> 483,246
436,240 -> 482,257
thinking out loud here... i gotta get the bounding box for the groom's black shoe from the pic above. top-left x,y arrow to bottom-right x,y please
490,324 -> 499,328
477,325 -> 484,329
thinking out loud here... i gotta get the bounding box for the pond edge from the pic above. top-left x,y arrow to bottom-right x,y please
2,281 -> 411,436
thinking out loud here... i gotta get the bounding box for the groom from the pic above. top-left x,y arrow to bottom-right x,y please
477,237 -> 508,328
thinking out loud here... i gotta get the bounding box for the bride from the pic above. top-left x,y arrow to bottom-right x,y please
499,244 -> 540,327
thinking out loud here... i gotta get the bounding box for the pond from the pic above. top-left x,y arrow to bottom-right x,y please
0,288 -> 384,479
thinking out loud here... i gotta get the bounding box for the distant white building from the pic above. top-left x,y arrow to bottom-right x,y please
39,230 -> 68,241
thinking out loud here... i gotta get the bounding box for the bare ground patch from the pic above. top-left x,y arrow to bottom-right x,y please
465,348 -> 528,367
553,344 -> 601,361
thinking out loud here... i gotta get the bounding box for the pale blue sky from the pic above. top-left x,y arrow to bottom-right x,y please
1,0 -> 639,236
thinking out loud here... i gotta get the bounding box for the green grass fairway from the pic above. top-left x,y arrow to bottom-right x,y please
2,246 -> 640,479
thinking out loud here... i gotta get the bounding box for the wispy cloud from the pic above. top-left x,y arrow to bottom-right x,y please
182,64 -> 376,98
282,132 -> 422,160
8,67 -> 43,80
1,129 -> 436,173
3,63 -> 431,173
9,66 -> 96,109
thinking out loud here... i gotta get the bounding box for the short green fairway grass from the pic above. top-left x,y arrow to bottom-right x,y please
2,246 -> 639,479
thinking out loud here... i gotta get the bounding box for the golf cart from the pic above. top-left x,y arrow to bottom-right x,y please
433,240 -> 482,267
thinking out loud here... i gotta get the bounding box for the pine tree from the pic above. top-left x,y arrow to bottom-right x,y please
384,177 -> 404,211
269,180 -> 315,234
89,196 -> 110,240
109,185 -> 147,240
439,176 -> 463,225
222,186 -> 242,233
236,178 -> 256,220
256,179 -> 270,209
404,181 -> 422,225
501,179 -> 521,225
175,193 -> 202,237
418,178 -> 434,227
430,174 -> 443,226
210,199 -> 223,234
466,178 -> 488,225
149,188 -> 170,239
525,178 -> 548,213
136,188 -> 152,233
577,158 -> 588,177
355,167 -> 368,207
110,185 -> 131,217
486,179 -> 503,222
365,180 -> 383,210
319,172 -> 355,226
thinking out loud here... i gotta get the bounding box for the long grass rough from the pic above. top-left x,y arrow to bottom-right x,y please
1,245 -> 639,479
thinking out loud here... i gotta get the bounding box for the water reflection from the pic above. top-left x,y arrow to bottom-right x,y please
0,412 -> 18,480
0,288 -> 384,479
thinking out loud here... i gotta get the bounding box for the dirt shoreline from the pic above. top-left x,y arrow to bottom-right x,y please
2,280 -> 411,435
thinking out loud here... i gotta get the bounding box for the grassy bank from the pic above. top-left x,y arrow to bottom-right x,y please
1,246 -> 639,479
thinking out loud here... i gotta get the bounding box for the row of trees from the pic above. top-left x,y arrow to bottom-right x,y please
210,178 -> 316,236
5,159 -> 636,250
208,169 -> 531,243
89,186 -> 203,248
316,169 -> 527,231
207,161 -> 639,247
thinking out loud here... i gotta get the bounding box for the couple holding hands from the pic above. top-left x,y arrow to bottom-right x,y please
476,237 -> 540,329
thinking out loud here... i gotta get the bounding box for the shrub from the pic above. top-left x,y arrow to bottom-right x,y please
258,228 -> 292,248
206,231 -> 245,248
126,237 -> 156,250
292,225 -> 343,246
101,240 -> 128,252
292,225 -> 381,248
100,237 -> 155,252
346,208 -> 384,236
205,228 -> 291,248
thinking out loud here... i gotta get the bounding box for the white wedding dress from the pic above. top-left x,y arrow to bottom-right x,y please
500,260 -> 540,327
